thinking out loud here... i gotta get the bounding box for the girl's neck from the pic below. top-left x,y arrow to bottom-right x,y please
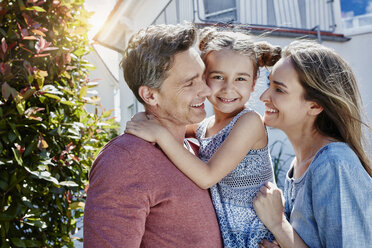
206,107 -> 244,137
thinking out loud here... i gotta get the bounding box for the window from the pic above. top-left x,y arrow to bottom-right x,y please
202,0 -> 237,23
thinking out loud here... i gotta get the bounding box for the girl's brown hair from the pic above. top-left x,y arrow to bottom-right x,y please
198,27 -> 281,80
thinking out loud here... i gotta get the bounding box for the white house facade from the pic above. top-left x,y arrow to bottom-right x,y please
92,0 -> 372,180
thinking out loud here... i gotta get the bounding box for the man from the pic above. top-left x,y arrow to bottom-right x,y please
83,23 -> 222,247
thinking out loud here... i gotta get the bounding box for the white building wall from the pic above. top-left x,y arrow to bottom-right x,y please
85,50 -> 119,119
110,0 -> 372,184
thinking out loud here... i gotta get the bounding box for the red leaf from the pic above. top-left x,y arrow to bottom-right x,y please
23,36 -> 38,40
31,29 -> 46,36
8,41 -> 17,51
19,44 -> 33,53
0,10 -> 8,16
0,62 -> 11,75
33,53 -> 50,58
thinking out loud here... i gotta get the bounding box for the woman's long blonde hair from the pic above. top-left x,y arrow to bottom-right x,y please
283,41 -> 372,176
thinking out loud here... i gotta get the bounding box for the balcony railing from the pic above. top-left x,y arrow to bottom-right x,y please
152,0 -> 336,33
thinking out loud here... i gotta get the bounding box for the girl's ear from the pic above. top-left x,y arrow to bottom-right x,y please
138,86 -> 158,106
308,102 -> 323,116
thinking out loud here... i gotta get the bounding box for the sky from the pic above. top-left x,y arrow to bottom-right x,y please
341,0 -> 372,18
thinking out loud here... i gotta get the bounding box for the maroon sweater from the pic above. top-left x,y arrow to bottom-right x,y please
84,134 -> 222,247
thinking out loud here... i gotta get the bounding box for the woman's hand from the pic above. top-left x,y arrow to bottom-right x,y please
259,239 -> 280,248
253,182 -> 286,232
125,116 -> 167,144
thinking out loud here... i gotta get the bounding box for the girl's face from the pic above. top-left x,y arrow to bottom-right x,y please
204,49 -> 256,116
260,57 -> 315,132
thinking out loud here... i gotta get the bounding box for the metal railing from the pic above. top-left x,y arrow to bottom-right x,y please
152,0 -> 336,33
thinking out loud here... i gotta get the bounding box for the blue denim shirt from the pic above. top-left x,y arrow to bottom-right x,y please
284,142 -> 372,247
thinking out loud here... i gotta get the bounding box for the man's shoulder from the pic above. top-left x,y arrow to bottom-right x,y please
90,134 -> 166,176
102,133 -> 158,155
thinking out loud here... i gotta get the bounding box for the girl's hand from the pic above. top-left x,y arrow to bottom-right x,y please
130,112 -> 148,122
125,117 -> 167,144
253,182 -> 286,232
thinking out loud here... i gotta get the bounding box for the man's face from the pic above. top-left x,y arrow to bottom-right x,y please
154,48 -> 211,126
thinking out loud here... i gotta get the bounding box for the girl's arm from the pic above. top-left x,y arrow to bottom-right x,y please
126,112 -> 267,189
185,123 -> 199,138
253,182 -> 308,248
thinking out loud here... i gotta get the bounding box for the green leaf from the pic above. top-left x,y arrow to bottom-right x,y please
0,179 -> 8,191
69,201 -> 85,210
35,70 -> 48,88
11,238 -> 26,247
23,88 -> 36,99
101,109 -> 113,118
60,100 -> 75,106
25,6 -> 46,12
24,240 -> 42,247
72,48 -> 86,56
44,93 -> 61,100
16,100 -> 26,115
24,167 -> 59,184
24,218 -> 47,229
7,121 -> 21,140
1,82 -> 11,101
0,213 -> 15,221
11,148 -> 23,166
23,140 -> 37,157
59,181 -> 78,187
79,85 -> 87,98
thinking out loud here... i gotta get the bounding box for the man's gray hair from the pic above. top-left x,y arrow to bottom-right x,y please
121,23 -> 197,103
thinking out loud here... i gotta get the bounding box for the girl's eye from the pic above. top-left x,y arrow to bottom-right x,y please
236,77 -> 247,81
212,75 -> 223,80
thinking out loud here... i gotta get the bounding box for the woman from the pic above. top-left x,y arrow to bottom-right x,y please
253,40 -> 372,248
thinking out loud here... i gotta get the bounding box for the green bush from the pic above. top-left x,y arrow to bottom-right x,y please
0,0 -> 117,246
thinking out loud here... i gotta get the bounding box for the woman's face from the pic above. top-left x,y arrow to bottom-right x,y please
260,57 -> 314,133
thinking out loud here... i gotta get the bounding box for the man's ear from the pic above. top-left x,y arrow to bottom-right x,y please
308,102 -> 323,116
138,85 -> 158,106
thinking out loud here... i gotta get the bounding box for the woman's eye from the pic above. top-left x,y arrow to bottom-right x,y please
275,87 -> 283,93
236,77 -> 247,81
185,81 -> 193,87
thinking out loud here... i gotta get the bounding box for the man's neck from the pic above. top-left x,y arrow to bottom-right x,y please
145,108 -> 186,144
159,120 -> 187,144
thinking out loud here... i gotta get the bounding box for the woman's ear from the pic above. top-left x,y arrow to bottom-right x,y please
308,102 -> 323,116
138,86 -> 158,106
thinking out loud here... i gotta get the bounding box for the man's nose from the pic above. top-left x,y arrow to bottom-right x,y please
198,79 -> 211,98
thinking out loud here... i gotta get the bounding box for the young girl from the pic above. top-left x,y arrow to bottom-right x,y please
253,41 -> 372,248
126,28 -> 281,248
